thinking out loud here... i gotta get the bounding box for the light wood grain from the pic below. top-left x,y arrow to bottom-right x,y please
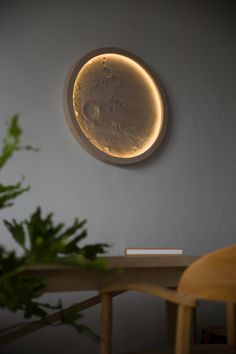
100,244 -> 236,354
1,255 -> 196,347
175,305 -> 193,354
100,284 -> 196,307
24,255 -> 198,270
23,256 -> 198,293
179,245 -> 236,302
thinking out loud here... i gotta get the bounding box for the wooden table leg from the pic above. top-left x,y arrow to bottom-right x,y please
166,300 -> 177,346
100,293 -> 113,354
227,302 -> 236,346
165,301 -> 197,346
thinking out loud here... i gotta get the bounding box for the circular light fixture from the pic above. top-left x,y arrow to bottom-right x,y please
64,48 -> 167,165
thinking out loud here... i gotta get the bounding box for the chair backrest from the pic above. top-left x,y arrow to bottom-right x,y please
178,244 -> 236,302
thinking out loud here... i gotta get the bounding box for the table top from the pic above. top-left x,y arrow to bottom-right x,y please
25,255 -> 199,271
23,255 -> 200,292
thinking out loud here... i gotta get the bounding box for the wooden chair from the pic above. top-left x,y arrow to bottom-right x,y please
100,244 -> 236,354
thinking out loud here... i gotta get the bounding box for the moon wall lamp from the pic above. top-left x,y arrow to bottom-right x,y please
64,48 -> 167,165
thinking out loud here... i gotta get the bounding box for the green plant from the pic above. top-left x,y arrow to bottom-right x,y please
0,115 -> 109,342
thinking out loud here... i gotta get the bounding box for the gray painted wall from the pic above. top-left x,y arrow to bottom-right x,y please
0,0 -> 235,353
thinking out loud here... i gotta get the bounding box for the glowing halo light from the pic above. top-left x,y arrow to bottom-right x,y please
64,48 -> 167,165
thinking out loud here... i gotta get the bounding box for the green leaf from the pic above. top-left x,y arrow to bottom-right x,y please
0,181 -> 30,210
4,219 -> 26,249
0,247 -> 23,276
74,324 -> 101,342
6,207 -> 109,264
85,257 -> 108,271
24,303 -> 46,319
81,244 -> 109,260
61,306 -> 100,342
0,115 -> 21,170
0,115 -> 38,211
0,271 -> 47,315
0,115 -> 38,171
63,229 -> 88,254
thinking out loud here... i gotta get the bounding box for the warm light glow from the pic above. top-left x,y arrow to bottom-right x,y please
72,52 -> 165,160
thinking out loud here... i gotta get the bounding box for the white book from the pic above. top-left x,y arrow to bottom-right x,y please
125,248 -> 184,256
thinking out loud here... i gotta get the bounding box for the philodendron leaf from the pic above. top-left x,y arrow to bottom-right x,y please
4,219 -> 26,249
5,206 -> 109,265
0,276 -> 47,317
62,229 -> 88,254
0,182 -> 30,210
0,115 -> 38,171
61,306 -> 100,342
0,115 -> 21,170
0,115 -> 38,211
24,302 -> 48,319
74,325 -> 101,342
0,249 -> 61,318
0,247 -> 23,276
81,244 -> 108,260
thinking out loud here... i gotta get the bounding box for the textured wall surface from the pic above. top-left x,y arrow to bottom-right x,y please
0,1 -> 236,353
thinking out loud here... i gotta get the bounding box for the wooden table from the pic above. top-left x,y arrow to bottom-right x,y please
0,255 -> 198,346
